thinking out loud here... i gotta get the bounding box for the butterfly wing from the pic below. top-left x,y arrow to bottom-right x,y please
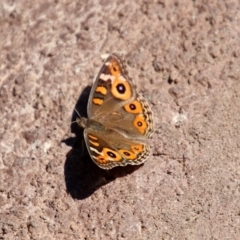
87,53 -> 135,118
83,128 -> 150,170
87,53 -> 153,139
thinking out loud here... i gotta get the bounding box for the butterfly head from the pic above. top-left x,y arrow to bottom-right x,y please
76,117 -> 87,129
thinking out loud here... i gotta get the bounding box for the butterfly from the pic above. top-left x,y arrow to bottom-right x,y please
76,53 -> 154,169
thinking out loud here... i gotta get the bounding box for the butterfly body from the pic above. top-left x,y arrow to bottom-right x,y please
77,53 -> 154,169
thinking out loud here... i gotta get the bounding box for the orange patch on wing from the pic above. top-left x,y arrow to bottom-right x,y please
96,156 -> 107,164
124,100 -> 143,114
89,140 -> 99,147
111,79 -> 131,100
108,60 -> 121,77
131,144 -> 144,153
96,86 -> 107,95
93,98 -> 103,105
118,149 -> 137,160
107,60 -> 132,100
133,114 -> 148,134
96,147 -> 122,163
88,134 -> 98,140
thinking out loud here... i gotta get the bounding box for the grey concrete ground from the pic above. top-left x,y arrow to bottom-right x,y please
0,0 -> 240,239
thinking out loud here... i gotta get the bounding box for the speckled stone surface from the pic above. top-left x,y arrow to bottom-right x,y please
1,1 -> 240,239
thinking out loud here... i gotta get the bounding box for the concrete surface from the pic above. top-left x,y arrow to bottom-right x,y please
0,0 -> 240,239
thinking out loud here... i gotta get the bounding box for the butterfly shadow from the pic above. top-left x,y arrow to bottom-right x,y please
62,86 -> 143,200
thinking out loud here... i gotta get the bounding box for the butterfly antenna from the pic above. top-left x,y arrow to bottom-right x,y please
71,119 -> 78,124
74,108 -> 81,118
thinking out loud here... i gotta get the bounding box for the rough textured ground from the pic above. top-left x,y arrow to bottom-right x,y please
1,0 -> 240,239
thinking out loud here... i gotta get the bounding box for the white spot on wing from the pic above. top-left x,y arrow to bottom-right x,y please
101,54 -> 110,60
100,73 -> 115,82
118,75 -> 126,81
90,147 -> 103,155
